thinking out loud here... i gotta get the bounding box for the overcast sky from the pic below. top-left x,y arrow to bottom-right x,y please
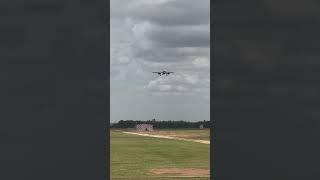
110,0 -> 210,122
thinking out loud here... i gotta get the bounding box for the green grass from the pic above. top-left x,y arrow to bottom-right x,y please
110,130 -> 210,179
158,129 -> 210,140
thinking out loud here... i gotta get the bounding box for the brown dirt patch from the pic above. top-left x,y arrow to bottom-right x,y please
147,168 -> 209,176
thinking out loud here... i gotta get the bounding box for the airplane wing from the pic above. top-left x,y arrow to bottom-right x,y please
168,72 -> 174,73
152,72 -> 160,73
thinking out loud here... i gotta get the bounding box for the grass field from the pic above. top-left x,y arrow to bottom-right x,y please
110,129 -> 210,179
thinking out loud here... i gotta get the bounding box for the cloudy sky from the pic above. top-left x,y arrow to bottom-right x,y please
110,0 -> 210,122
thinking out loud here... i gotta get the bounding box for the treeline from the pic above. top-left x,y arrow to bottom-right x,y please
110,120 -> 211,129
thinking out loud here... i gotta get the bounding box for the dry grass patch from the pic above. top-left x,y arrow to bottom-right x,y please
147,168 -> 209,176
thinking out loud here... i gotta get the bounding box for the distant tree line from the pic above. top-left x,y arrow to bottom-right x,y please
110,120 -> 211,129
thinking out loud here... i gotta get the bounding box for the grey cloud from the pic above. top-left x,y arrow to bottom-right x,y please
144,73 -> 209,98
146,25 -> 210,48
131,24 -> 210,63
110,0 -> 210,26
134,47 -> 209,63
111,0 -> 209,122
110,0 -> 132,19
192,57 -> 210,68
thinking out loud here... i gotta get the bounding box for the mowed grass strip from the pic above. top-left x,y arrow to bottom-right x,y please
110,130 -> 210,179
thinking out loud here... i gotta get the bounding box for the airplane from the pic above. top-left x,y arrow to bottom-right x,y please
152,71 -> 174,76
